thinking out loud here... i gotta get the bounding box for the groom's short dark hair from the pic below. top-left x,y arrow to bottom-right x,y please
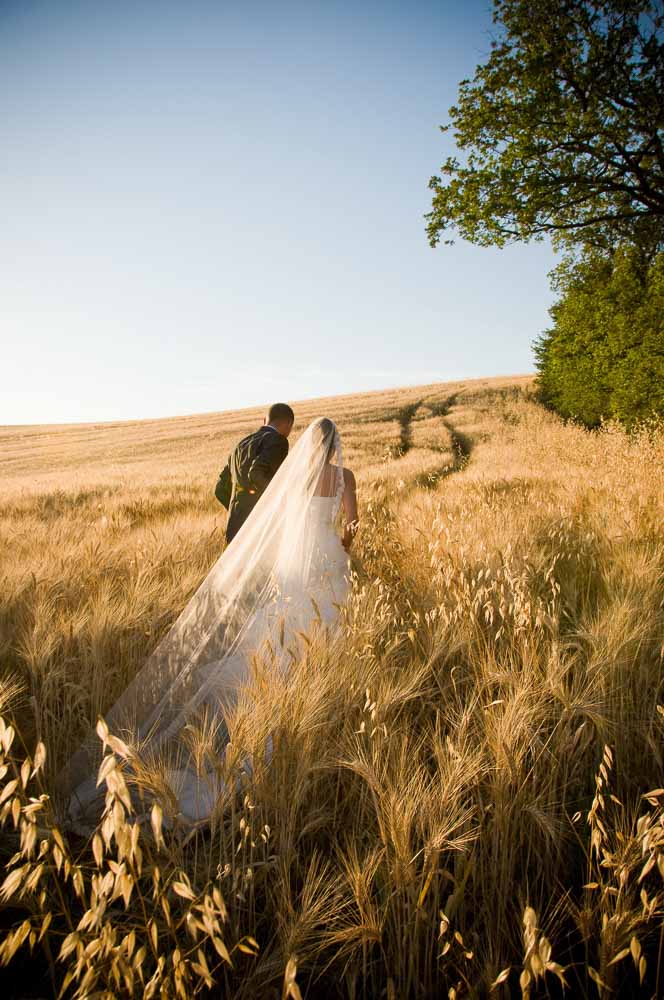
268,402 -> 294,424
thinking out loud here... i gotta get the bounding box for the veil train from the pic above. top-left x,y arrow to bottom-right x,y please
61,418 -> 347,826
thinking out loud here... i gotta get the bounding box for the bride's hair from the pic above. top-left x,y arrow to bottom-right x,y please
317,417 -> 337,461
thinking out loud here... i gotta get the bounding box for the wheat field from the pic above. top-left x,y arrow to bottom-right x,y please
1,375 -> 663,999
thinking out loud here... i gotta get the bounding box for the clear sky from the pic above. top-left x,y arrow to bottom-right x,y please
1,0 -> 558,425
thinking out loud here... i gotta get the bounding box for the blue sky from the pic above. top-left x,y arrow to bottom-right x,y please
1,0 -> 557,425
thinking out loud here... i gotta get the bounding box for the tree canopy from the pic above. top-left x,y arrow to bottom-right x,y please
534,247 -> 664,425
426,0 -> 664,256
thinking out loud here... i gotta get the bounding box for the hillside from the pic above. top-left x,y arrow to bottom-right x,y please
1,374 -> 663,998
0,375 -> 531,494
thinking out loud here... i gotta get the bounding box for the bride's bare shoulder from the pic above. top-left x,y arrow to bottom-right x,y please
342,467 -> 356,489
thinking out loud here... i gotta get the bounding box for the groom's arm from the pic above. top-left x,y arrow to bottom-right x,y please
248,434 -> 289,491
214,457 -> 233,509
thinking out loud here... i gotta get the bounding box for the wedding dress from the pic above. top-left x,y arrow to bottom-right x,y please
172,492 -> 350,820
61,418 -> 351,826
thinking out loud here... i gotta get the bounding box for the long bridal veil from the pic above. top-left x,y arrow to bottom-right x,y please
61,417 -> 346,823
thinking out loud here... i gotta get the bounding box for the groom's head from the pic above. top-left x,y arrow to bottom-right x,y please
265,402 -> 294,438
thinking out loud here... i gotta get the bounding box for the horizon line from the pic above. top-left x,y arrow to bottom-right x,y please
3,372 -> 536,432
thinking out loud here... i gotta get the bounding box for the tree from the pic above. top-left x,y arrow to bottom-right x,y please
533,247 -> 664,425
426,0 -> 664,256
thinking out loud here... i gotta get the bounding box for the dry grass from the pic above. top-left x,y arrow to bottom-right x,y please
1,373 -> 663,998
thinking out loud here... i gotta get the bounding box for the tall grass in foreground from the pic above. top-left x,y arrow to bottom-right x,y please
0,380 -> 663,997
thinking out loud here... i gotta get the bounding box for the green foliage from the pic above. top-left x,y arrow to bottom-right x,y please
426,0 -> 664,426
534,247 -> 664,426
426,0 -> 664,255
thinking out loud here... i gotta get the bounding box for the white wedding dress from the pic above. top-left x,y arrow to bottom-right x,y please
63,419 -> 351,827
172,493 -> 350,820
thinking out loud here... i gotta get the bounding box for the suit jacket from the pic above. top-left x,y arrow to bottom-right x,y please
220,426 -> 289,542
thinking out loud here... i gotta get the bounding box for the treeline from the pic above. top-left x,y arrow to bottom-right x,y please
534,248 -> 664,427
426,0 -> 664,428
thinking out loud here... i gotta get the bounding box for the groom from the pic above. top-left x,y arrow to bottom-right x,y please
216,402 -> 295,543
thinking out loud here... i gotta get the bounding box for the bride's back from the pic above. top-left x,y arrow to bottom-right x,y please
313,462 -> 342,498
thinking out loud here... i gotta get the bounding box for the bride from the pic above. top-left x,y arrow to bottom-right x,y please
62,417 -> 358,825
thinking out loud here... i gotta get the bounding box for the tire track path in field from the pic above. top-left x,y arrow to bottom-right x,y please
396,400 -> 422,456
405,392 -> 472,490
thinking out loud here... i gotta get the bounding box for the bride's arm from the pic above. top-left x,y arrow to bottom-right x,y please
341,468 -> 359,551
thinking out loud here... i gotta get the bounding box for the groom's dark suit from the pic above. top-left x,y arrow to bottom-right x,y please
222,425 -> 289,543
